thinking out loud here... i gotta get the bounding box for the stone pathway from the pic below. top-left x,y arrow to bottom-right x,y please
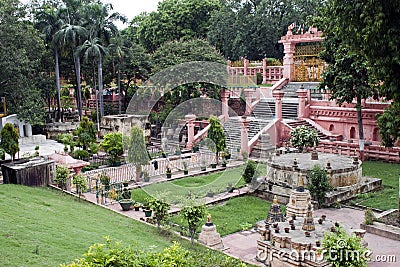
221,207 -> 400,266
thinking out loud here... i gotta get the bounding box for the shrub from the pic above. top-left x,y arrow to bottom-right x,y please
307,165 -> 333,208
290,125 -> 319,151
242,160 -> 257,183
54,165 -> 70,190
322,226 -> 369,267
147,197 -> 170,231
61,238 -> 246,267
70,149 -> 89,160
364,208 -> 376,225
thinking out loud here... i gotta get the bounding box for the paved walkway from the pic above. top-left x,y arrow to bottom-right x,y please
222,207 -> 400,266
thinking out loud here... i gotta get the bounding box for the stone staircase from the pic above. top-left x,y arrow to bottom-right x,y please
281,82 -> 321,99
252,99 -> 298,120
287,120 -> 330,140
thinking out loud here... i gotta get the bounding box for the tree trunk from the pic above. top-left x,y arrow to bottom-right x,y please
135,165 -> 141,182
73,50 -> 82,120
93,61 -> 100,138
215,151 -> 219,165
117,60 -> 121,115
54,48 -> 62,122
356,97 -> 365,151
98,53 -> 104,117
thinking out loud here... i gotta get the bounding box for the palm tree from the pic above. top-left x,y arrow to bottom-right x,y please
55,23 -> 87,120
77,37 -> 107,134
35,6 -> 64,122
84,2 -> 126,116
109,35 -> 125,114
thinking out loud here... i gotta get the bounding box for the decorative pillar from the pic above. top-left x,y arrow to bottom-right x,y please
296,86 -> 308,119
262,58 -> 267,84
185,114 -> 196,149
272,90 -> 285,120
282,41 -> 296,81
221,89 -> 230,121
240,116 -> 250,159
244,88 -> 253,116
272,90 -> 285,146
244,58 -> 249,76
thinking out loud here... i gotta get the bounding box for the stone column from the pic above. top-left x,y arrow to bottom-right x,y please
282,41 -> 296,81
272,90 -> 285,120
244,58 -> 249,76
296,87 -> 308,119
221,89 -> 230,121
262,58 -> 267,84
240,116 -> 250,159
244,88 -> 253,116
185,114 -> 196,149
272,90 -> 285,146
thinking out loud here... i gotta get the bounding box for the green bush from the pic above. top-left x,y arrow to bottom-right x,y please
307,165 -> 333,208
70,149 -> 90,160
364,208 -> 376,225
61,238 -> 246,267
242,160 -> 256,183
54,166 -> 70,190
290,125 -> 319,151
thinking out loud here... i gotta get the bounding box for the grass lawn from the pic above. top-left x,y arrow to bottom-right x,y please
0,184 -> 240,267
138,163 -> 266,204
171,196 -> 276,237
350,161 -> 400,210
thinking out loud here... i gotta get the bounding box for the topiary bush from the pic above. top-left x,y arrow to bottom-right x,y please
307,165 -> 333,208
242,160 -> 257,183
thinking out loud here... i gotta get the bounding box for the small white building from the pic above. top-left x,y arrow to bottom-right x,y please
0,114 -> 32,138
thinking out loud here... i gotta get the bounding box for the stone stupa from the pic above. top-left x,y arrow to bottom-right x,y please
198,214 -> 224,249
266,195 -> 285,223
302,203 -> 316,231
286,172 -> 313,218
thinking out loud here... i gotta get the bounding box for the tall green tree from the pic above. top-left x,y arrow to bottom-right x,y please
0,0 -> 48,125
0,123 -> 20,161
318,33 -> 377,150
207,116 -> 226,165
208,0 -> 324,60
126,126 -> 149,182
307,165 -> 332,208
55,23 -> 88,120
317,0 -> 400,146
35,5 -> 64,122
136,0 -> 221,52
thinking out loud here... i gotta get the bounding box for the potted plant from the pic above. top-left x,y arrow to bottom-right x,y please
206,190 -> 214,198
200,160 -> 206,171
119,199 -> 132,211
175,146 -> 182,155
211,162 -> 217,169
226,183 -> 234,193
183,161 -> 189,175
133,202 -> 141,211
142,171 -> 150,182
192,142 -> 199,152
223,149 -> 231,160
99,172 -> 110,191
166,166 -> 172,178
221,158 -> 227,167
122,180 -> 129,187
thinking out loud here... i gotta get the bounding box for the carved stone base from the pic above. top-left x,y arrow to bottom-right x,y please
286,189 -> 312,218
198,224 -> 224,250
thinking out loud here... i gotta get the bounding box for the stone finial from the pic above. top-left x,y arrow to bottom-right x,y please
273,195 -> 278,204
297,173 -> 305,192
207,214 -> 212,223
326,160 -> 331,170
